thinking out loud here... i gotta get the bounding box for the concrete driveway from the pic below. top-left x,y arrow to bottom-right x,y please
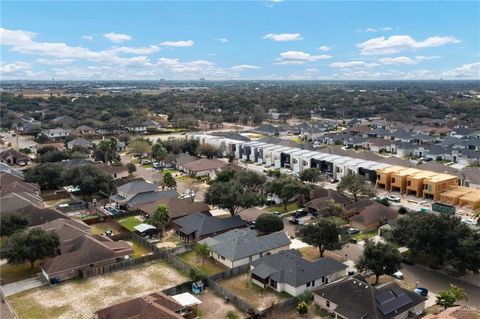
1,275 -> 47,297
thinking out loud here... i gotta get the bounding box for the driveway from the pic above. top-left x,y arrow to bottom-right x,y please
1,276 -> 47,297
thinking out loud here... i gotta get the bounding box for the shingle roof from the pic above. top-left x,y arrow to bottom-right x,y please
0,148 -> 30,162
347,200 -> 398,226
251,249 -> 347,287
134,197 -> 210,219
173,213 -> 246,237
117,180 -> 159,198
183,158 -> 226,172
67,137 -> 92,147
200,229 -> 290,261
128,189 -> 178,206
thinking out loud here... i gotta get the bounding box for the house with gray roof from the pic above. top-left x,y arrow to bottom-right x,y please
250,249 -> 347,297
110,179 -> 177,210
173,213 -> 247,242
67,137 -> 93,150
314,277 -> 425,319
200,229 -> 291,268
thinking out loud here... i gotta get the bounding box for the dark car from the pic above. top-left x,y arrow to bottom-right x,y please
289,218 -> 300,225
414,288 -> 428,297
293,209 -> 308,219
401,255 -> 415,265
347,228 -> 360,235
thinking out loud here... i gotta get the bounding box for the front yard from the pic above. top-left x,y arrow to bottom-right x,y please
8,261 -> 189,319
265,203 -> 301,214
219,273 -> 289,311
178,250 -> 227,276
352,229 -> 378,241
0,261 -> 41,284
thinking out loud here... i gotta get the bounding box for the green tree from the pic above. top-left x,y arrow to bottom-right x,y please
148,204 -> 170,236
5,228 -> 59,269
324,199 -> 344,217
152,143 -> 167,163
235,170 -> 266,192
129,139 -> 152,157
0,214 -> 29,236
205,180 -> 263,216
163,172 -> 177,189
336,173 -> 375,202
266,176 -> 310,212
198,144 -> 221,159
62,165 -> 115,198
299,168 -> 324,184
96,138 -> 118,164
436,285 -> 468,309
24,163 -> 64,190
194,242 -> 211,266
127,162 -> 136,176
297,301 -> 308,315
296,220 -> 342,257
255,214 -> 284,235
356,240 -> 402,285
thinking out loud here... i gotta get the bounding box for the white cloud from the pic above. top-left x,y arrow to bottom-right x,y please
442,62 -> 480,79
160,40 -> 194,47
329,61 -> 378,69
112,45 -> 160,54
262,33 -> 302,42
277,51 -> 331,64
0,61 -> 31,73
379,56 -> 416,65
230,64 -> 260,71
103,32 -> 132,43
215,38 -> 229,43
82,35 -> 93,41
415,55 -> 440,61
35,58 -> 73,65
356,27 -> 393,33
318,45 -> 332,52
358,35 -> 460,55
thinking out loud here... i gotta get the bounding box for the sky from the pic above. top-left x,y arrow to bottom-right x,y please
1,1 -> 479,80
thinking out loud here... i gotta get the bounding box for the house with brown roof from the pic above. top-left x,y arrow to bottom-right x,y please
305,188 -> 351,217
0,148 -> 31,166
96,164 -> 129,180
181,158 -> 226,178
95,291 -> 202,319
0,172 -> 40,196
73,125 -> 95,137
346,199 -> 398,232
134,197 -> 210,222
174,153 -> 198,171
41,233 -> 133,282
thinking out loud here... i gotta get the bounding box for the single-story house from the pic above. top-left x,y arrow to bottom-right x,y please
346,199 -> 398,232
66,137 -> 93,150
0,171 -> 40,196
110,179 -> 177,209
73,125 -> 95,137
134,197 -> 210,222
181,158 -> 226,178
305,188 -> 351,216
314,277 -> 426,319
174,153 -> 198,171
96,164 -> 129,180
200,229 -> 291,268
251,249 -> 347,297
0,148 -> 31,166
0,192 -> 44,214
52,115 -> 76,127
173,213 -> 247,242
95,291 -> 201,319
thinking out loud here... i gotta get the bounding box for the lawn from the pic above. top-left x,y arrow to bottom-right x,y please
219,273 -> 290,311
178,250 -> 226,276
0,261 -> 41,284
125,240 -> 151,258
352,229 -> 378,241
265,203 -> 301,214
318,216 -> 348,226
89,222 -> 115,235
9,261 -> 189,319
299,247 -> 346,263
117,216 -> 142,231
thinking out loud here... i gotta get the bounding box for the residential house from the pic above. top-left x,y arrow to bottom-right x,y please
200,229 -> 291,268
0,162 -> 24,178
95,292 -> 202,319
252,124 -> 284,136
346,199 -> 398,232
313,277 -> 425,319
305,188 -> 351,217
96,164 -> 129,180
0,172 -> 40,196
127,123 -> 147,134
66,137 -> 93,150
0,148 -> 31,166
390,141 -> 414,157
452,149 -> 480,166
181,158 -> 226,178
110,179 -> 178,210
174,153 -> 198,171
134,197 -> 210,222
3,205 -> 67,226
390,129 -> 415,143
18,120 -> 42,133
142,119 -> 162,132
366,139 -> 391,153
41,128 -> 71,141
250,249 -> 347,297
73,125 -> 95,137
173,213 -> 247,242
52,115 -> 76,127
450,127 -> 474,139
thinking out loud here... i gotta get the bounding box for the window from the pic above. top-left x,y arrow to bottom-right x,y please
326,301 -> 330,308
312,280 -> 315,286
377,175 -> 381,180
322,276 -> 325,283
407,181 -> 411,186
391,178 -> 396,183
220,255 -> 225,260
306,282 -> 310,287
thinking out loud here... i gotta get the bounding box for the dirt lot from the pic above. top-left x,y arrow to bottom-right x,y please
197,289 -> 247,319
8,261 -> 189,319
219,273 -> 288,311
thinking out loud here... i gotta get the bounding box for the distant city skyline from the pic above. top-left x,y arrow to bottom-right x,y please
1,1 -> 479,80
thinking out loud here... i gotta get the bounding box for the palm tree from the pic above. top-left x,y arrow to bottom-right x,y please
149,204 -> 170,237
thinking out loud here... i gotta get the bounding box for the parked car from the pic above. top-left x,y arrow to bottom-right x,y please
289,218 -> 300,225
271,211 -> 282,217
387,194 -> 401,202
292,209 -> 308,219
349,238 -> 357,244
347,228 -> 360,235
461,218 -> 477,226
392,271 -> 404,279
140,159 -> 151,165
401,255 -> 415,265
414,288 -> 429,297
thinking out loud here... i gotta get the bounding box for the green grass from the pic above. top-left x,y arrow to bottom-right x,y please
0,261 -> 41,284
318,216 -> 348,226
292,137 -> 307,144
265,202 -> 301,214
89,222 -> 115,235
126,240 -> 150,258
178,250 -> 227,276
353,229 -> 378,240
118,216 -> 142,231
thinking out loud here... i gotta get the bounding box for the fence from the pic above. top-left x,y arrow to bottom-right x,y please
206,278 -> 259,317
259,297 -> 298,317
80,253 -> 161,279
161,281 -> 194,296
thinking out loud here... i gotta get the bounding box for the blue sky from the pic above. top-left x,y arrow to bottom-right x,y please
1,1 -> 479,80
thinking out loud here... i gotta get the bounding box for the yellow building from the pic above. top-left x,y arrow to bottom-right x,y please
439,186 -> 475,205
406,170 -> 440,198
390,168 -> 422,194
422,174 -> 458,200
375,166 -> 408,191
459,190 -> 480,209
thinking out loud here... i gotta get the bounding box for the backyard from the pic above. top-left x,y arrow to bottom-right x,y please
219,273 -> 290,311
117,215 -> 143,231
125,240 -> 150,258
8,261 -> 189,319
89,221 -> 128,236
178,250 -> 227,276
196,289 -> 247,319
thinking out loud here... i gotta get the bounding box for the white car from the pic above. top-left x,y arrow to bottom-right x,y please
140,159 -> 151,165
461,218 -> 477,226
393,271 -> 404,279
387,194 -> 401,202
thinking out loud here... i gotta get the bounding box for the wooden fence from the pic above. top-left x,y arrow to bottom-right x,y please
80,254 -> 161,279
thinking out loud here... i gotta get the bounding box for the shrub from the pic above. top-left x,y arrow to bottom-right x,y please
297,301 -> 309,314
226,311 -> 239,319
398,206 -> 408,215
298,290 -> 313,305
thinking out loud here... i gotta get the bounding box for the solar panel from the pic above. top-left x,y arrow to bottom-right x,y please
391,286 -> 406,297
375,291 -> 395,305
377,294 -> 413,315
